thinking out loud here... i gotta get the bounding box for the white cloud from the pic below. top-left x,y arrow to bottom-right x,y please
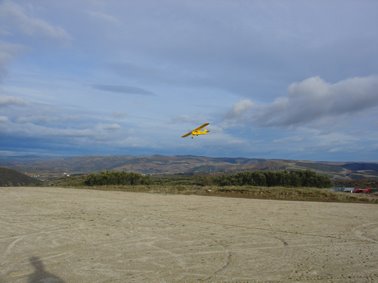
226,99 -> 254,120
0,1 -> 71,42
87,10 -> 120,25
0,95 -> 26,107
0,42 -> 24,79
0,116 -> 9,123
228,75 -> 378,127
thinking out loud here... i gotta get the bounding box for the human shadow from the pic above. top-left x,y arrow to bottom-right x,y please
28,256 -> 65,283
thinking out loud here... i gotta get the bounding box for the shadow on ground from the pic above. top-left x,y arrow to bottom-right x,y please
28,256 -> 64,283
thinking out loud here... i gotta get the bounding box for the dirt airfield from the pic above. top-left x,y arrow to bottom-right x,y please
0,187 -> 377,282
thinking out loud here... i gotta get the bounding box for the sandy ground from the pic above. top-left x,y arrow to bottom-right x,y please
0,187 -> 377,283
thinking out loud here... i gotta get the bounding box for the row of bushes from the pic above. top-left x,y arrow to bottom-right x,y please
84,171 -> 150,186
83,170 -> 331,188
211,170 -> 331,188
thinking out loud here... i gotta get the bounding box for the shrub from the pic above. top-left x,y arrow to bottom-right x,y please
84,171 -> 150,186
213,170 -> 331,188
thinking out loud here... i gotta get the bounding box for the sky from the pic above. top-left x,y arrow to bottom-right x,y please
0,0 -> 378,161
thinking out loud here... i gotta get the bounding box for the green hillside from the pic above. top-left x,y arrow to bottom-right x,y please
0,167 -> 42,186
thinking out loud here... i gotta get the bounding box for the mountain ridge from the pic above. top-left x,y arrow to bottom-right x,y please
0,167 -> 43,186
1,155 -> 377,181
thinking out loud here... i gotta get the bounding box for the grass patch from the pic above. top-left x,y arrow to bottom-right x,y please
64,184 -> 378,204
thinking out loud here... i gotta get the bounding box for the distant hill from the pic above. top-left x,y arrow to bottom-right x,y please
343,163 -> 378,171
1,155 -> 377,181
0,167 -> 43,186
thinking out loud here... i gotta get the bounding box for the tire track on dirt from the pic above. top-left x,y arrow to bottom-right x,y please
3,236 -> 25,258
198,238 -> 232,282
352,222 -> 378,243
184,218 -> 377,244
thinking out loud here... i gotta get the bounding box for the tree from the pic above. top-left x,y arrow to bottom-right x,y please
84,171 -> 150,186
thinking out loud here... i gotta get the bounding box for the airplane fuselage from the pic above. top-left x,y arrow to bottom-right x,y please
192,129 -> 209,136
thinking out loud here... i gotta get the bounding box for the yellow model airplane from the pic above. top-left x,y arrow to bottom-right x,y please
181,122 -> 210,138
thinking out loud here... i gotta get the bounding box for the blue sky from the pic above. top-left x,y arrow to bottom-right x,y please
1,0 -> 378,161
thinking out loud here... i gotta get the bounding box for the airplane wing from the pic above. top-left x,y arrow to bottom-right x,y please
181,123 -> 209,138
181,131 -> 192,138
192,122 -> 209,132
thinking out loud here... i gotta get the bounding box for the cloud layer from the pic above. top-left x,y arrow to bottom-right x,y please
0,95 -> 26,107
228,76 -> 378,127
0,1 -> 71,42
0,1 -> 377,161
93,84 -> 155,96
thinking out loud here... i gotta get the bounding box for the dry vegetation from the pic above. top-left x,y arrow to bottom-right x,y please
65,184 -> 378,204
46,171 -> 378,204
